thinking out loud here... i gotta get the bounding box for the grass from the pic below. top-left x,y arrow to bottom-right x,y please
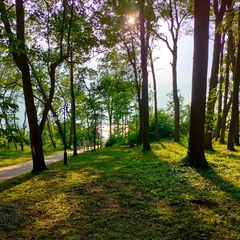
0,146 -> 66,168
0,140 -> 239,239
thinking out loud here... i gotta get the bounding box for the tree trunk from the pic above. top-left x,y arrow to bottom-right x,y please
70,50 -> 77,156
0,0 -> 47,172
47,117 -> 56,149
172,44 -> 180,142
219,29 -> 233,144
186,0 -> 210,166
205,0 -> 229,150
124,35 -> 143,145
227,7 -> 240,151
149,48 -> 160,141
28,61 -> 65,145
215,34 -> 225,141
139,0 -> 150,151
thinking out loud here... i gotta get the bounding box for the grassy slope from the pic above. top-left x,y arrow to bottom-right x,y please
0,140 -> 239,240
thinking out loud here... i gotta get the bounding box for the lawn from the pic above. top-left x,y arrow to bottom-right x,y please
0,146 -> 67,168
0,140 -> 239,239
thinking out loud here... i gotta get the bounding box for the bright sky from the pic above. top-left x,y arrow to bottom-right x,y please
153,33 -> 213,109
153,34 -> 193,109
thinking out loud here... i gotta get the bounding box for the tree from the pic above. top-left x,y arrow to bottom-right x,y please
153,0 -> 193,142
204,0 -> 231,150
138,0 -> 151,151
227,5 -> 240,151
185,0 -> 210,166
0,0 -> 48,172
149,44 -> 160,141
219,2 -> 235,144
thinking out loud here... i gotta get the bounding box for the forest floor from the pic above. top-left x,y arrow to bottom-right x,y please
0,139 -> 239,239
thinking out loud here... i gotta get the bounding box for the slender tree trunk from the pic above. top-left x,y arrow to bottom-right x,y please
149,48 -> 160,141
215,35 -> 225,141
235,116 -> 239,146
126,36 -> 143,144
186,0 -> 210,166
70,50 -> 77,156
47,117 -> 56,149
29,61 -> 65,145
220,32 -> 233,144
172,44 -> 180,142
205,0 -> 229,150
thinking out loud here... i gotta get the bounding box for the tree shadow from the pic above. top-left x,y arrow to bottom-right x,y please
1,146 -> 239,239
0,172 -> 36,193
194,164 -> 240,203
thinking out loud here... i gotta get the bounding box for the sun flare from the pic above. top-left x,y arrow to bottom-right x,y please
128,17 -> 135,24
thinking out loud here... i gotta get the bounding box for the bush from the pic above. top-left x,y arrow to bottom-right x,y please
149,109 -> 174,141
105,135 -> 125,147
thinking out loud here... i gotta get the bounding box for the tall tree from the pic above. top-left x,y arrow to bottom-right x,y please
149,44 -> 160,141
153,0 -> 192,142
185,0 -> 210,166
204,0 -> 230,150
0,0 -> 48,172
219,2 -> 235,144
138,0 -> 150,151
227,5 -> 240,150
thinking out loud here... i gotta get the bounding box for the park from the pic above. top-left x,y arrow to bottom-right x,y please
0,0 -> 240,239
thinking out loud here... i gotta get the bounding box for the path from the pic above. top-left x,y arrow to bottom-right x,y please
0,151 -> 83,182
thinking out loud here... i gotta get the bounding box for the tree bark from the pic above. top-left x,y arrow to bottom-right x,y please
139,0 -> 150,151
186,0 -> 210,166
205,0 -> 229,150
149,48 -> 160,141
172,44 -> 180,142
0,0 -> 48,172
219,27 -> 233,144
215,34 -> 225,141
227,6 -> 240,151
70,50 -> 77,156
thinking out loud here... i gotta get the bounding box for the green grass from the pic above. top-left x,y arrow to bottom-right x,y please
0,146 -> 66,168
0,140 -> 239,239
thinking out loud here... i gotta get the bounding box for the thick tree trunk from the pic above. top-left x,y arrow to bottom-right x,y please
139,0 -> 150,151
227,7 -> 240,151
21,60 -> 47,172
0,0 -> 47,172
186,0 -> 210,166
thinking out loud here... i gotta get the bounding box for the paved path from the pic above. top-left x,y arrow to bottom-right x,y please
0,151 -> 83,182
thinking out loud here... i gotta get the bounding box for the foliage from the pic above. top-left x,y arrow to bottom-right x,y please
149,109 -> 174,141
0,141 -> 239,239
105,135 -> 126,147
166,92 -> 191,135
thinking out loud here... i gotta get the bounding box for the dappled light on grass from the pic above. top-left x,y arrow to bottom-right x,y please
0,141 -> 239,239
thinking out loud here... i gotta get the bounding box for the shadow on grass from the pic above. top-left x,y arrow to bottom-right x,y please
0,172 -> 36,193
195,164 -> 240,203
0,145 -> 239,239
